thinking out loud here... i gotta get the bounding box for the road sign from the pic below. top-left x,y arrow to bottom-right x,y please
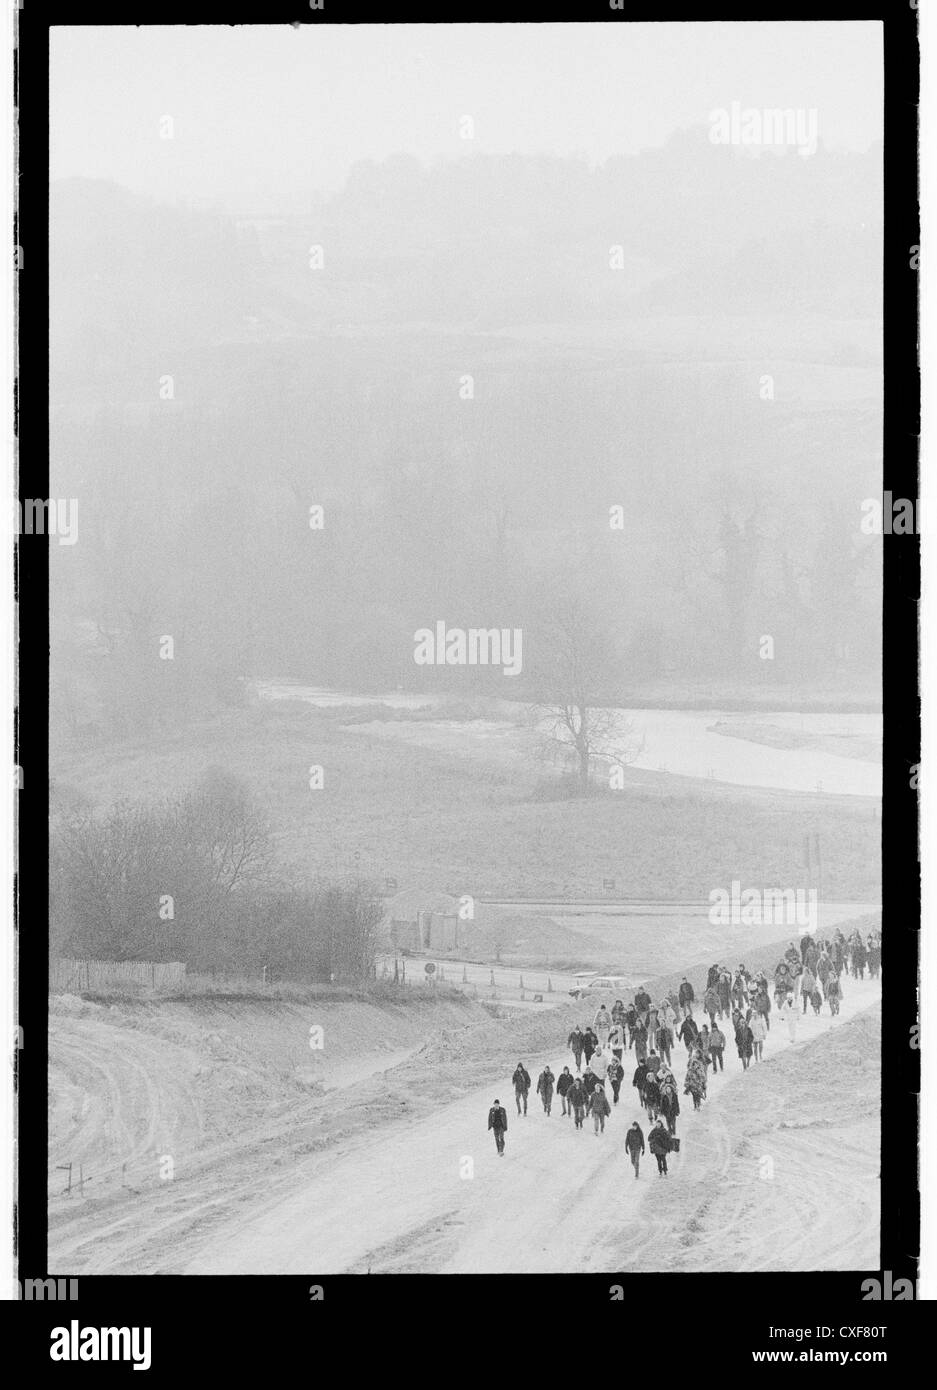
424,962 -> 436,975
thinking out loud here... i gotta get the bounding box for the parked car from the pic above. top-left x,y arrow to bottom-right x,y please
568,974 -> 633,1000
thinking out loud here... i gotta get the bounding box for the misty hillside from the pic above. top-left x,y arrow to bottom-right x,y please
49,135 -> 882,739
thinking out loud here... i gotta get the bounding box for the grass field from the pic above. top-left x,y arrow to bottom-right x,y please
52,703 -> 882,902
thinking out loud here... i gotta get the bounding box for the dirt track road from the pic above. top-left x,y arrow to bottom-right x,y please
184,973 -> 882,1274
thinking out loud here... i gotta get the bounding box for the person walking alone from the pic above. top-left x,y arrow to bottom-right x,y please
536,1065 -> 555,1116
488,1099 -> 508,1156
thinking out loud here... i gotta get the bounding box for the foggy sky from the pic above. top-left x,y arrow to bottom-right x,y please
51,22 -> 883,212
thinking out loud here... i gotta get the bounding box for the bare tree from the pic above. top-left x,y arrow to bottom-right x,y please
178,767 -> 271,906
528,594 -> 642,794
50,769 -> 271,961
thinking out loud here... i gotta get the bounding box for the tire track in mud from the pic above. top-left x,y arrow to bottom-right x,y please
50,1030 -> 190,1186
48,1020 -> 435,1272
48,974 -> 882,1273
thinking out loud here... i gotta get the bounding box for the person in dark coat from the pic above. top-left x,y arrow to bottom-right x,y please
536,1066 -> 555,1115
831,934 -> 846,976
624,1002 -> 638,1047
735,1017 -> 754,1069
644,1068 -> 661,1122
677,1013 -> 699,1053
648,1119 -> 673,1176
717,967 -> 732,1017
488,1099 -> 508,1155
512,1062 -> 531,1115
625,1120 -> 645,1177
582,1066 -> 599,1112
632,1058 -> 649,1106
582,1028 -> 598,1065
567,1027 -> 584,1071
678,977 -> 695,1016
607,1057 -> 625,1104
732,969 -> 749,1011
633,987 -> 651,1028
851,936 -> 867,980
633,1023 -> 649,1064
568,1076 -> 586,1129
556,1065 -> 574,1115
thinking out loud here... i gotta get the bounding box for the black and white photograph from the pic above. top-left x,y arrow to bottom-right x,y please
4,0 -> 928,1365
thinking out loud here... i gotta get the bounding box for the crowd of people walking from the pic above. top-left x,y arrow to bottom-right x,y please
486,925 -> 881,1173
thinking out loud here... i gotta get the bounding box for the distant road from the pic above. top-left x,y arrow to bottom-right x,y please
466,897 -> 881,921
385,896 -> 881,911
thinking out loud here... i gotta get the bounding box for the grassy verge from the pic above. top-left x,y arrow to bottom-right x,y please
52,704 -> 882,900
